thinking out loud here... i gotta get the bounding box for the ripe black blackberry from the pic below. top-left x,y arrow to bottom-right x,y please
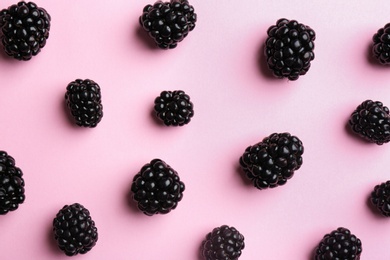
53,203 -> 98,256
265,18 -> 316,80
201,225 -> 245,260
371,180 -> 390,216
0,151 -> 25,215
373,23 -> 390,64
131,159 -> 185,216
239,133 -> 304,190
349,100 -> 390,145
154,90 -> 194,126
139,0 -> 197,49
0,1 -> 51,61
65,79 -> 103,128
315,227 -> 362,260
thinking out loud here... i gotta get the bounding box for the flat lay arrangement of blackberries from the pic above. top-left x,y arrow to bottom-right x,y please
239,132 -> 304,190
373,23 -> 390,65
349,100 -> 390,145
265,18 -> 316,80
201,225 -> 245,260
0,1 -> 51,61
0,151 -> 25,215
53,203 -> 98,256
131,159 -> 185,216
139,0 -> 197,49
154,90 -> 194,126
314,227 -> 362,260
65,79 -> 103,128
370,180 -> 390,216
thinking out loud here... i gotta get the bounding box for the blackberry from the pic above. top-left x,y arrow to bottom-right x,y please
265,18 -> 316,80
154,90 -> 194,126
0,151 -> 25,215
65,79 -> 103,128
0,1 -> 51,61
131,159 -> 185,216
201,225 -> 245,260
239,133 -> 304,190
349,100 -> 390,145
373,23 -> 390,64
370,180 -> 390,216
315,227 -> 362,260
139,0 -> 197,49
53,203 -> 98,256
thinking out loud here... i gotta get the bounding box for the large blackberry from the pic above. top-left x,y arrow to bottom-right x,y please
53,203 -> 98,256
315,227 -> 362,260
371,180 -> 390,216
0,151 -> 25,215
0,1 -> 51,61
201,225 -> 245,260
265,18 -> 316,80
131,159 -> 185,216
65,79 -> 103,128
239,133 -> 304,189
154,90 -> 194,126
349,100 -> 390,145
373,23 -> 390,64
139,0 -> 197,49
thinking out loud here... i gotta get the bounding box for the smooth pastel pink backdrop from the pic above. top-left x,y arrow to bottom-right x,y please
2,0 -> 390,259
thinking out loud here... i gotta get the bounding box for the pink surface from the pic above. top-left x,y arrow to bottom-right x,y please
2,0 -> 390,259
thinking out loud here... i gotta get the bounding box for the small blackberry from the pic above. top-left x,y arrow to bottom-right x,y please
315,227 -> 362,260
373,23 -> 390,64
154,90 -> 194,126
265,18 -> 316,80
131,159 -> 185,216
65,79 -> 103,128
349,100 -> 390,145
0,151 -> 25,215
239,133 -> 304,189
53,203 -> 98,256
201,225 -> 245,260
139,0 -> 197,49
371,180 -> 390,216
0,1 -> 51,61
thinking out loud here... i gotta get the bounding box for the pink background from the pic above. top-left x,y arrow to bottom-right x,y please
2,0 -> 390,259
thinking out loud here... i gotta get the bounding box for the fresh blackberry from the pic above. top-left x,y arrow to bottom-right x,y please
315,227 -> 362,260
65,79 -> 103,128
201,225 -> 245,260
53,203 -> 98,256
373,23 -> 390,64
0,151 -> 25,215
0,1 -> 51,61
371,180 -> 390,216
349,100 -> 390,145
154,90 -> 194,126
139,0 -> 197,49
131,159 -> 185,216
265,18 -> 316,80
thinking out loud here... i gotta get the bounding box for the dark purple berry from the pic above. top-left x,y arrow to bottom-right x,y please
371,180 -> 390,216
373,23 -> 390,64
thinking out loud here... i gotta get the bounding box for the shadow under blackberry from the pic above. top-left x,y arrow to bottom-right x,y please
366,40 -> 390,69
257,38 -> 280,81
344,120 -> 373,145
135,26 -> 159,51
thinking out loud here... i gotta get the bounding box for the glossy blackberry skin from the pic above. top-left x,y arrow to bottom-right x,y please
53,203 -> 98,256
139,0 -> 197,49
154,90 -> 194,126
131,159 -> 185,216
65,79 -> 103,128
265,18 -> 316,80
373,23 -> 390,64
0,1 -> 51,61
315,227 -> 362,260
239,133 -> 304,190
349,100 -> 390,145
0,151 -> 25,215
201,225 -> 245,260
371,181 -> 390,216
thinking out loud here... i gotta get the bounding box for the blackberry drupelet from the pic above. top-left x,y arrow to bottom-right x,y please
154,90 -> 194,126
0,151 -> 25,215
371,180 -> 390,216
65,79 -> 103,128
315,227 -> 362,260
239,133 -> 304,190
265,18 -> 316,80
53,203 -> 98,256
373,23 -> 390,64
139,0 -> 197,49
349,100 -> 390,145
201,225 -> 245,260
131,159 -> 185,216
0,1 -> 51,61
